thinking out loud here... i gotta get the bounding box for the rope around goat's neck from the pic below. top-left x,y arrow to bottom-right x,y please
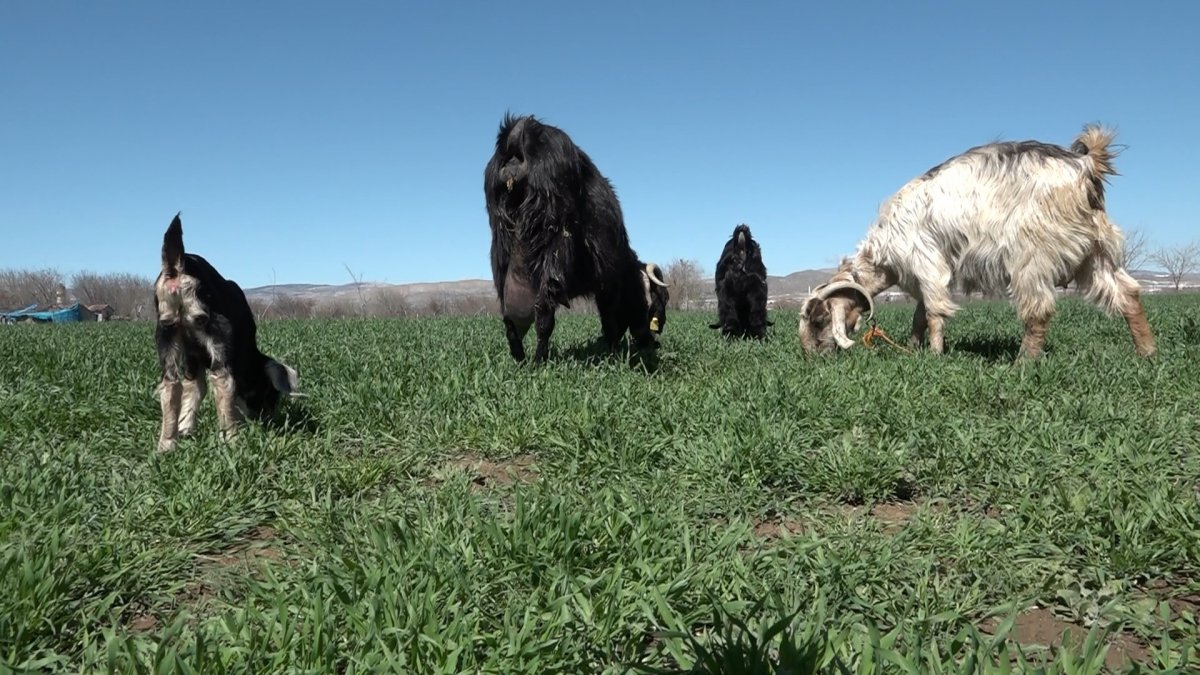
862,318 -> 913,354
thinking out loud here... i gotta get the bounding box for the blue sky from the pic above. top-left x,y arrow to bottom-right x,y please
1,1 -> 1197,288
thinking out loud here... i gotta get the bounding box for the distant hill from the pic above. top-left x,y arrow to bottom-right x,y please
244,279 -> 494,307
243,268 -> 1198,306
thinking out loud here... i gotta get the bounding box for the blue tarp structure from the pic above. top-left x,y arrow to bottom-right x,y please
1,302 -> 84,324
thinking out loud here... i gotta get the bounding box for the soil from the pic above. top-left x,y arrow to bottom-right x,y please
752,517 -> 806,540
127,613 -> 159,632
442,453 -> 539,491
869,502 -> 919,534
1138,576 -> 1200,621
200,525 -> 285,569
980,607 -> 1151,669
129,525 -> 288,633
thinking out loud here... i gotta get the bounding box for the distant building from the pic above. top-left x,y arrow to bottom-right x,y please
86,304 -> 114,321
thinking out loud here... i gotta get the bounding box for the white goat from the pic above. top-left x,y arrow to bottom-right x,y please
798,124 -> 1156,360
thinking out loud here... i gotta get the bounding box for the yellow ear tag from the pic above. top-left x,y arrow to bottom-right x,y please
650,317 -> 660,332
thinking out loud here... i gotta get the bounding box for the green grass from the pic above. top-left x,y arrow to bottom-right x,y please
1,294 -> 1198,673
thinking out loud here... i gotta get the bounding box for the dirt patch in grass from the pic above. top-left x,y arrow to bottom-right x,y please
434,453 -> 539,492
752,516 -> 806,540
124,526 -> 289,633
198,525 -> 286,570
980,607 -> 1151,669
173,526 -> 289,617
1137,576 -> 1200,622
831,501 -> 926,534
127,613 -> 160,633
870,502 -> 920,534
1168,592 -> 1200,618
750,501 -> 927,539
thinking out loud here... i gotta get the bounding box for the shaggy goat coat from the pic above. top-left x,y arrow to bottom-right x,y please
483,113 -> 668,363
798,124 -> 1156,360
710,224 -> 771,339
153,214 -> 299,451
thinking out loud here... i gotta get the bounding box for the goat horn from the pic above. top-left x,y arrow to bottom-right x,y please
815,280 -> 874,321
829,302 -> 856,350
644,262 -> 668,287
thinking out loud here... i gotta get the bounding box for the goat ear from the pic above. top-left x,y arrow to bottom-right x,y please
265,359 -> 302,397
162,212 -> 185,276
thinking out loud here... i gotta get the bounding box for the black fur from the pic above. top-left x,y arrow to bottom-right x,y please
709,224 -> 772,339
154,214 -> 295,421
483,113 -> 668,362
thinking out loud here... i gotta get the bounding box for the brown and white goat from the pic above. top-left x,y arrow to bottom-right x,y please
799,124 -> 1156,360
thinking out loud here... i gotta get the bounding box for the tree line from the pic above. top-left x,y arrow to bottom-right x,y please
1,233 -> 1196,321
0,269 -> 154,319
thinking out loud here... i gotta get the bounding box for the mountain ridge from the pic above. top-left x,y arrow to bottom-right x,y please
243,268 -> 1195,304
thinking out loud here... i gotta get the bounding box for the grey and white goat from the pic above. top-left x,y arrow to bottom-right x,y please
798,124 -> 1156,360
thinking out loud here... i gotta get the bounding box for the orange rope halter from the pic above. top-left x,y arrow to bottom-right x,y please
861,318 -> 913,354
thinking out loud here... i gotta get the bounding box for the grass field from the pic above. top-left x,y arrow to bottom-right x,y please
2,294 -> 1198,673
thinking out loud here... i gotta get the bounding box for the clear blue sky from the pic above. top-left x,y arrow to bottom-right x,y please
2,1 -> 1197,288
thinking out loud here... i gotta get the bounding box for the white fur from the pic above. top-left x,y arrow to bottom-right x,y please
857,143 -> 1135,323
803,126 -> 1145,348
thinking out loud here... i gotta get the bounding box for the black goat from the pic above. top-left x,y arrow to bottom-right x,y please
153,214 -> 299,451
709,224 -> 772,339
484,113 -> 669,362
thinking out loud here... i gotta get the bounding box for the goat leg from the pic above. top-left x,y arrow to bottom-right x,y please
1122,292 -> 1157,357
910,300 -> 929,349
157,377 -> 182,452
503,317 -> 528,362
532,302 -> 557,363
208,367 -> 242,442
177,375 -> 207,436
1017,316 -> 1051,361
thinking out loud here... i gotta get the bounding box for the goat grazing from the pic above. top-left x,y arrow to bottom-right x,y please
709,224 -> 772,339
798,124 -> 1156,361
153,214 -> 300,451
484,113 -> 669,362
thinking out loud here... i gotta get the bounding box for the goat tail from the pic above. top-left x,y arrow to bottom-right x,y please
1071,124 -> 1121,179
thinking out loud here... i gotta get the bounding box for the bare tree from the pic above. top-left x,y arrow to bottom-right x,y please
71,271 -> 154,319
257,295 -> 315,319
664,258 -> 706,310
343,263 -> 368,315
1122,226 -> 1150,271
368,288 -> 413,317
312,298 -> 353,319
446,295 -> 499,315
0,268 -> 65,308
1151,242 -> 1200,292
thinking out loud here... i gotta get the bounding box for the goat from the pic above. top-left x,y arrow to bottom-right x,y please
153,214 -> 300,451
798,124 -> 1156,361
484,113 -> 669,362
709,224 -> 772,339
